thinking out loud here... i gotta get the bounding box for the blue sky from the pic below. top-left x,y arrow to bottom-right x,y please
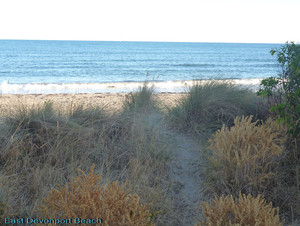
0,0 -> 299,43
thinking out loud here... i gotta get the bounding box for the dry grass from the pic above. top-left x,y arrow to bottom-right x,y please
269,136 -> 300,223
0,86 -> 177,225
206,115 -> 287,196
40,165 -> 154,226
1,83 -> 296,224
196,193 -> 284,226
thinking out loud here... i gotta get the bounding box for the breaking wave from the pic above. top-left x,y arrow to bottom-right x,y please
0,79 -> 262,94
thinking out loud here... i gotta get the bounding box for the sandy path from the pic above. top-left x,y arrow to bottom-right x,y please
146,112 -> 204,225
169,132 -> 204,225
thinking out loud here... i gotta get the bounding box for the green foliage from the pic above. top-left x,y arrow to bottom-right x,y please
167,80 -> 266,137
257,77 -> 279,98
257,42 -> 300,222
257,42 -> 300,138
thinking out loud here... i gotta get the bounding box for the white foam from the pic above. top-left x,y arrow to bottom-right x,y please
0,79 -> 263,94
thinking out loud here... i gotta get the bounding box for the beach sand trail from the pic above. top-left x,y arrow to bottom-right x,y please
168,131 -> 204,225
145,112 -> 204,225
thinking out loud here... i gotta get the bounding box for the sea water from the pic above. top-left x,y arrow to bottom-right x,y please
0,40 -> 281,94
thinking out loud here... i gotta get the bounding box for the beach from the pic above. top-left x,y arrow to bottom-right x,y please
0,40 -> 293,224
0,78 -> 261,115
0,92 -> 185,114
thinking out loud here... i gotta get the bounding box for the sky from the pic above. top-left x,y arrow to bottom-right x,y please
0,0 -> 299,43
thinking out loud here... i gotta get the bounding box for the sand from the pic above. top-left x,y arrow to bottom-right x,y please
0,93 -> 185,114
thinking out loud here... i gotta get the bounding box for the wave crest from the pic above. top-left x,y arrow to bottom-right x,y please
0,79 -> 262,94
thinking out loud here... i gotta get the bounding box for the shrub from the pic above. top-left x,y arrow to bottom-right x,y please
40,165 -> 154,226
257,42 -> 300,223
167,80 -> 266,137
257,42 -> 300,138
207,115 -> 286,195
196,193 -> 284,226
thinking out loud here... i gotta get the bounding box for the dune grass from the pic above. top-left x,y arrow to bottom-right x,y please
165,80 -> 298,223
0,81 -> 297,224
0,84 -> 177,225
123,83 -> 157,113
166,80 -> 269,137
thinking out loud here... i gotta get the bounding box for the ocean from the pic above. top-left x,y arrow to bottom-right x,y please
0,40 -> 281,94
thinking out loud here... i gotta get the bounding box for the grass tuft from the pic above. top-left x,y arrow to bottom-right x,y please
167,80 -> 268,137
123,83 -> 156,113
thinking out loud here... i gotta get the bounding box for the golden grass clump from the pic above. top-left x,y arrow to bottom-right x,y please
40,165 -> 154,226
207,115 -> 286,194
197,193 -> 284,226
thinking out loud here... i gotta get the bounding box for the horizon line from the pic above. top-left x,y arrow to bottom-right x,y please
0,38 -> 290,45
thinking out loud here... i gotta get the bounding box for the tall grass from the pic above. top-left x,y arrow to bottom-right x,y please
167,80 -> 268,137
123,83 -> 157,113
0,102 -> 110,216
0,86 -> 176,225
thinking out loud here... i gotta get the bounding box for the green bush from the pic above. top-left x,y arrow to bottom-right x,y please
257,41 -> 300,223
257,42 -> 300,138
